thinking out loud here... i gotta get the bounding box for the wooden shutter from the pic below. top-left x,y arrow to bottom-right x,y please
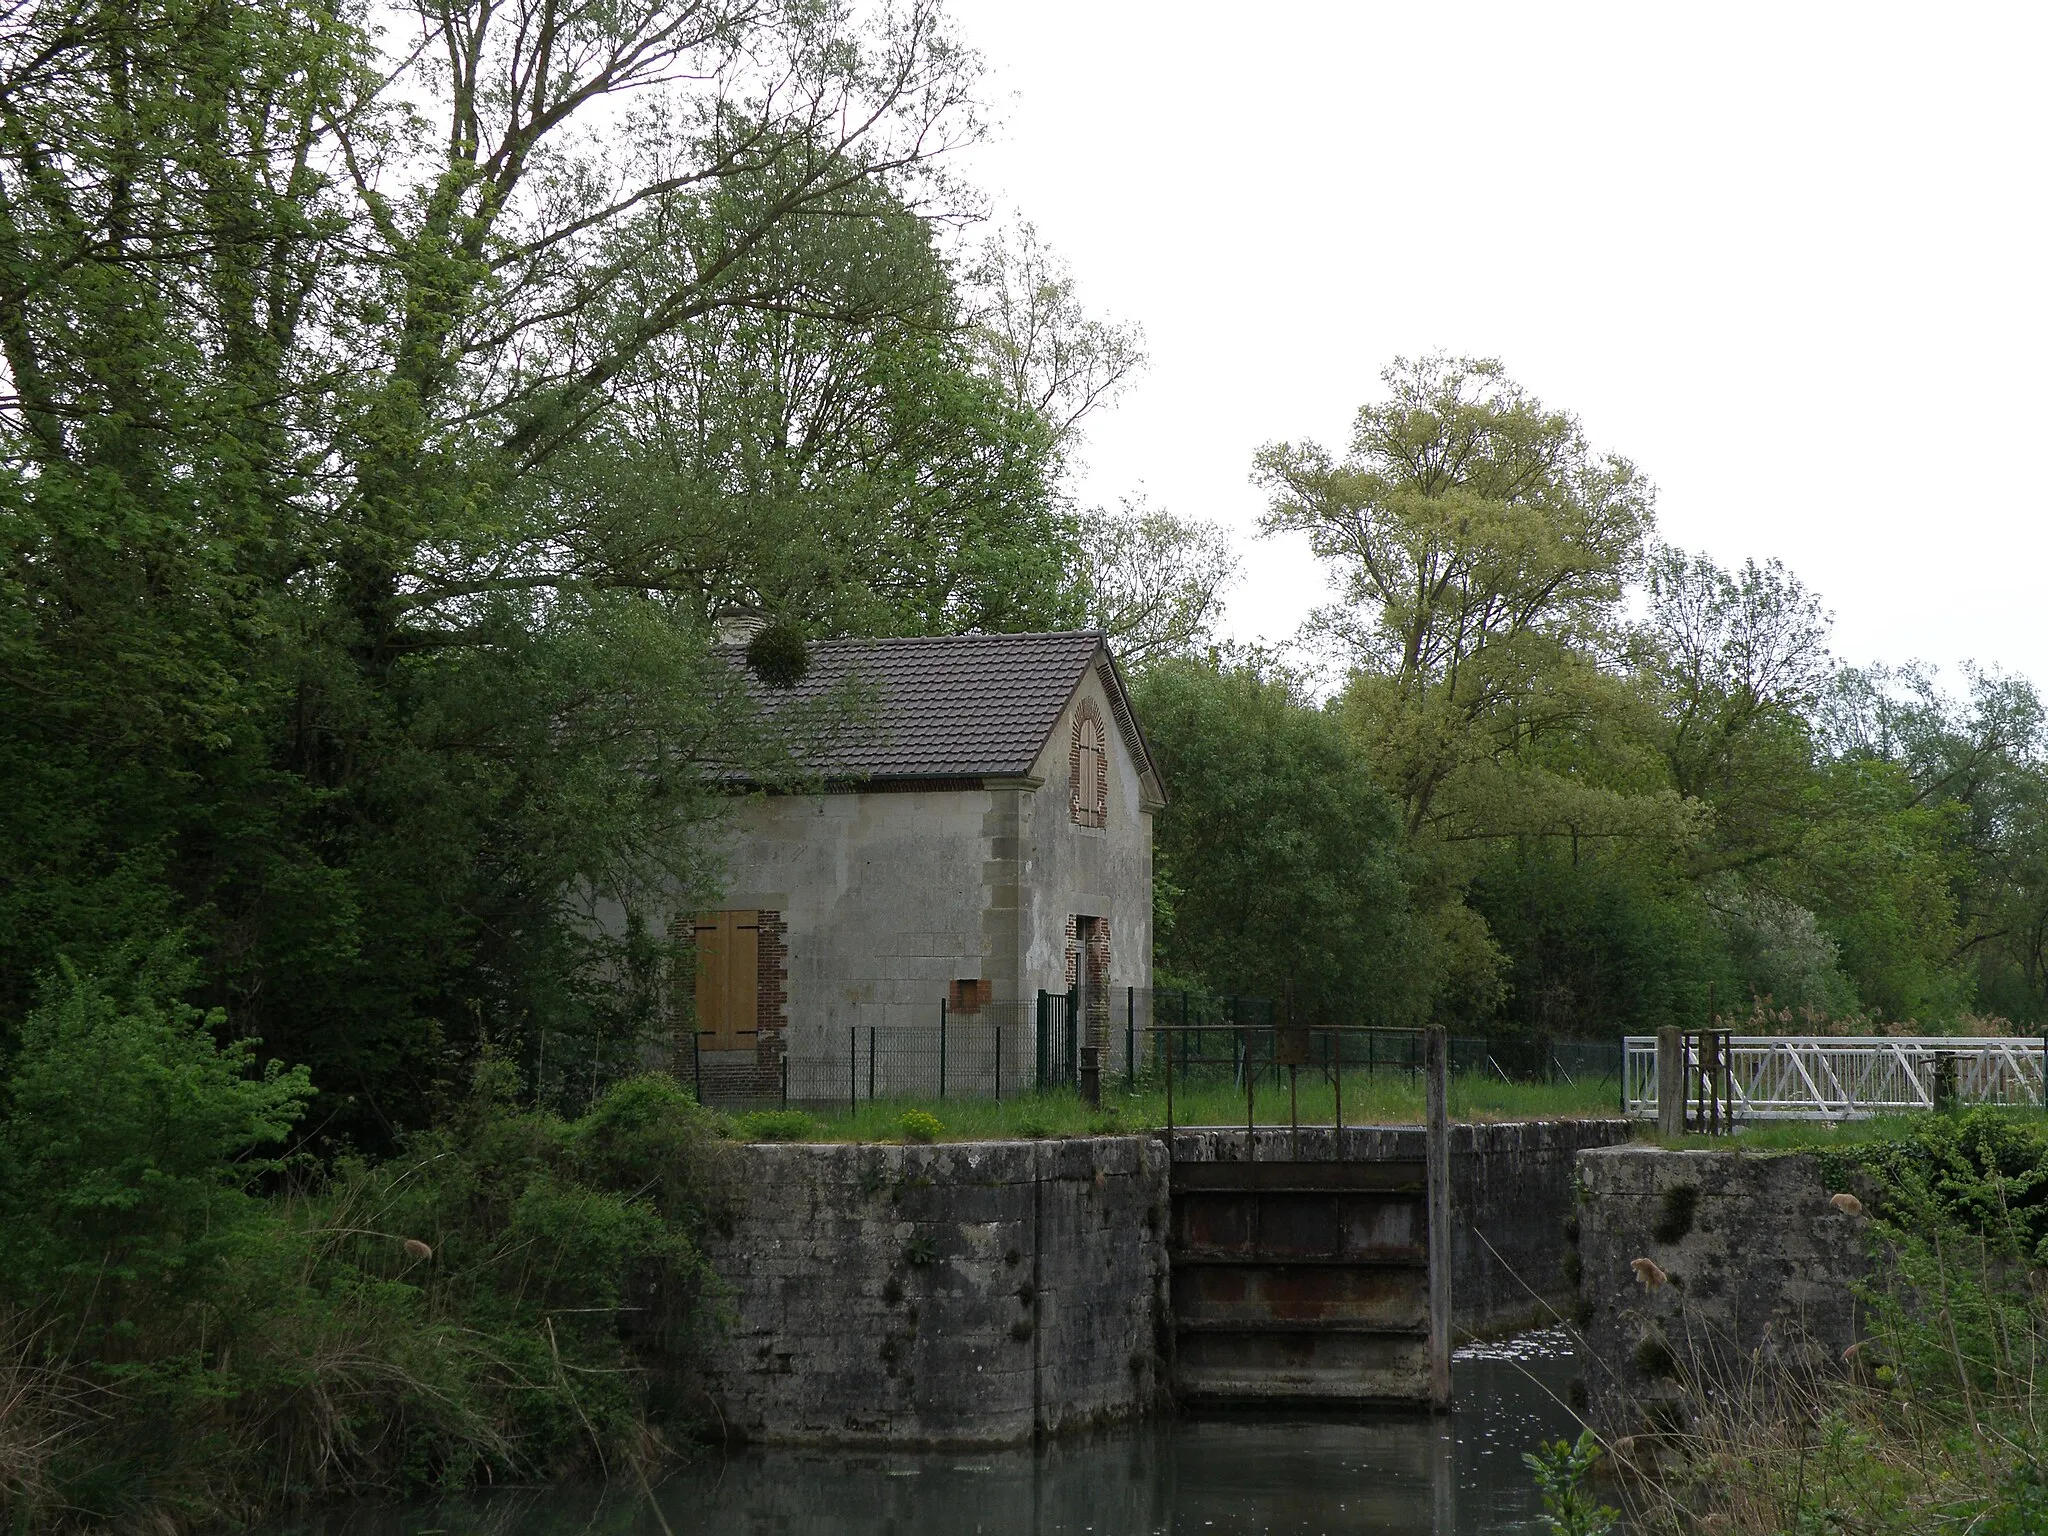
693,910 -> 759,1049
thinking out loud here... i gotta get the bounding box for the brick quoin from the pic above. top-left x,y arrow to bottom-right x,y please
752,910 -> 789,1095
1063,915 -> 1113,1049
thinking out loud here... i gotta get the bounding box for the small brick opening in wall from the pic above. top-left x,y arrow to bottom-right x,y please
948,978 -> 986,1014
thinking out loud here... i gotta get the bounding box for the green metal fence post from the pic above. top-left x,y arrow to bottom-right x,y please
1035,990 -> 1048,1089
995,1022 -> 1003,1103
868,1027 -> 876,1103
1127,987 -> 1137,1092
848,1026 -> 856,1114
939,996 -> 948,1099
1067,985 -> 1079,1089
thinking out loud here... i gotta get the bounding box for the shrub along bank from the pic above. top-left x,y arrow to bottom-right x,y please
1618,1109 -> 2048,1535
0,947 -> 725,1533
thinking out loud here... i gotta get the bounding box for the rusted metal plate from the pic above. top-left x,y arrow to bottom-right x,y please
1172,1160 -> 1425,1193
1174,1261 -> 1427,1329
1173,1190 -> 1426,1258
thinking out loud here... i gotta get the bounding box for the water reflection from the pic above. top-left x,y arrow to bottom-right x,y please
277,1334 -> 1583,1536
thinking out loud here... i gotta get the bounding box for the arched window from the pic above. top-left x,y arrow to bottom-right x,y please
1070,702 -> 1108,829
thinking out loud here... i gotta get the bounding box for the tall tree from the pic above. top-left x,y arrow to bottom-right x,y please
1132,654 -> 1425,1025
0,0 -> 1013,1138
1256,355 -> 1670,847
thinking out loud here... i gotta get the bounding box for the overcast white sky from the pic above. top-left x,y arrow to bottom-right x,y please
945,1 -> 2048,685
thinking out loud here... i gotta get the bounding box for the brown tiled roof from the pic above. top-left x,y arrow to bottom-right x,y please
721,630 -> 1155,785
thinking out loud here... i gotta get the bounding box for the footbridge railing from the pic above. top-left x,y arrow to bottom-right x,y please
1625,1034 -> 2047,1122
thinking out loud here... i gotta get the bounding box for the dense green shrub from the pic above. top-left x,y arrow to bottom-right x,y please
0,951 -> 726,1531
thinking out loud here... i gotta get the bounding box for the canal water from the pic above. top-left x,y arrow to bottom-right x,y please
275,1331 -> 1584,1536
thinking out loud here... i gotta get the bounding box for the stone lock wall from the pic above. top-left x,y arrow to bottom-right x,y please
686,1120 -> 1631,1447
1571,1147 -> 1876,1435
690,1135 -> 1171,1447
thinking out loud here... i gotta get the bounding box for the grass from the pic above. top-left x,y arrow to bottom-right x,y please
1646,1105 -> 2048,1152
718,1070 -> 1623,1143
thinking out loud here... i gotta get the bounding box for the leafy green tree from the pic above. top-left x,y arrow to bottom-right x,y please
529,190 -> 1080,637
1132,654 -> 1426,1024
1076,496 -> 1238,668
0,0 -> 1045,1141
0,942 -> 311,1320
1466,844 -> 1727,1040
1257,355 -> 1661,844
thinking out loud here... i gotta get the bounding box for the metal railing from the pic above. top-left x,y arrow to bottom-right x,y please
755,982 -> 1625,1110
1624,1034 -> 2048,1122
780,993 -> 1084,1107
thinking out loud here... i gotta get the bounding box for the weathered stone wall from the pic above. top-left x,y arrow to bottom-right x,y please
1169,1121 -> 1635,1334
692,1135 -> 1170,1447
691,1121 -> 1632,1445
1571,1147 -> 1876,1435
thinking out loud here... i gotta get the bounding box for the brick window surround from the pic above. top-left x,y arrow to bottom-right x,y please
1069,700 -> 1109,829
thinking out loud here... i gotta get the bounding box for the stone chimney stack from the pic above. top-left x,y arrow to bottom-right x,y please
712,605 -> 769,645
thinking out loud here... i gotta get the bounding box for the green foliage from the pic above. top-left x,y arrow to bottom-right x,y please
0,943 -> 312,1317
1651,1184 -> 1699,1245
0,0 -> 1083,1152
745,622 -> 811,689
897,1109 -> 944,1145
1133,652 -> 1426,1024
1832,1108 -> 2048,1261
1522,1430 -> 1619,1536
0,1008 -> 726,1529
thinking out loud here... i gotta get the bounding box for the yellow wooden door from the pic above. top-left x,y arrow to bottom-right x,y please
693,911 -> 759,1049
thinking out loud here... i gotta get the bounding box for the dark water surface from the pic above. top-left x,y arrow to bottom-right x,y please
275,1333 -> 1583,1536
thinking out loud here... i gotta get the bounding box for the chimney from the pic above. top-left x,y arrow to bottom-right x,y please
712,605 -> 769,645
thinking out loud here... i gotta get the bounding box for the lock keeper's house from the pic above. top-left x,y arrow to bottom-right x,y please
684,630 -> 1163,1101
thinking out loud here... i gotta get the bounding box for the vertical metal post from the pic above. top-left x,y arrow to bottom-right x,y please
849,1026 -> 857,1115
939,997 -> 948,1100
780,1053 -> 788,1106
1127,987 -> 1137,1092
868,1027 -> 876,1103
1165,1021 -> 1175,1132
1334,1030 -> 1344,1158
1067,984 -> 1079,1089
994,1022 -> 1003,1103
1425,1025 -> 1452,1411
1245,1017 -> 1256,1152
1035,990 -> 1048,1090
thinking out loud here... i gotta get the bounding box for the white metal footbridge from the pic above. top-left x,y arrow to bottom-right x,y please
1624,1034 -> 2048,1122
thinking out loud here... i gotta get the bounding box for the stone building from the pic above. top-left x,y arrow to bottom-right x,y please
685,630 -> 1163,1100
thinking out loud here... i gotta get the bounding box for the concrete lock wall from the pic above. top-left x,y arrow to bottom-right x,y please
690,1136 -> 1171,1447
688,1121 -> 1630,1446
1571,1147 -> 1875,1436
